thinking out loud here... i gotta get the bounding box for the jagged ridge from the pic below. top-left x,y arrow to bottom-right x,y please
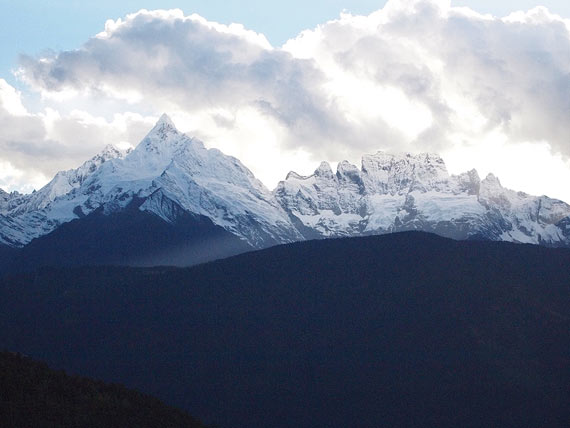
275,152 -> 570,246
1,115 -> 569,261
0,114 -> 302,250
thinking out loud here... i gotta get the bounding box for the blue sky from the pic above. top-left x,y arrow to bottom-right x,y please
1,0 -> 570,203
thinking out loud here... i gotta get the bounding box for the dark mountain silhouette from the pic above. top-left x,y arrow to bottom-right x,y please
0,243 -> 18,271
0,232 -> 568,427
0,351 -> 206,428
7,198 -> 251,272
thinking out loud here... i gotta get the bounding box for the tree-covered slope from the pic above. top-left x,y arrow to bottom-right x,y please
0,232 -> 569,427
0,351 -> 206,428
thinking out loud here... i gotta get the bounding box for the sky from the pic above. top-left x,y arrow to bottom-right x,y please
1,0 -> 570,203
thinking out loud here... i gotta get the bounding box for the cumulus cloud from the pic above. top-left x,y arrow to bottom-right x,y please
21,9 -> 431,162
0,79 -> 154,192
284,0 -> 570,154
6,0 -> 570,201
18,9 -> 345,153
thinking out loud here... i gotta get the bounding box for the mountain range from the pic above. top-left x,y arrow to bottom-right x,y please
2,114 -> 570,269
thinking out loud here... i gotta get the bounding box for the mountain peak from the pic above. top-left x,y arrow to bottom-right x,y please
314,161 -> 334,178
337,160 -> 359,174
483,173 -> 502,187
136,114 -> 182,152
97,144 -> 123,159
148,113 -> 178,136
157,113 -> 175,127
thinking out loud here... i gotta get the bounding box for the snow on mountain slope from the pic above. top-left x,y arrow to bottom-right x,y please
0,114 -> 301,248
275,161 -> 367,237
275,152 -> 570,246
2,115 -> 570,252
478,174 -> 570,244
132,115 -> 302,246
361,152 -> 450,195
12,145 -> 128,217
0,189 -> 23,213
0,188 -> 11,208
0,144 -> 129,247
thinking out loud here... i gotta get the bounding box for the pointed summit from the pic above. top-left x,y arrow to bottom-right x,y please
138,114 -> 181,151
147,113 -> 178,137
482,173 -> 502,188
98,144 -> 123,160
157,113 -> 175,128
314,161 -> 334,178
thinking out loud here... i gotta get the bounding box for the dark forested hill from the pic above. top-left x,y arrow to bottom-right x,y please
0,243 -> 18,272
0,351 -> 206,428
6,200 -> 251,272
0,232 -> 569,427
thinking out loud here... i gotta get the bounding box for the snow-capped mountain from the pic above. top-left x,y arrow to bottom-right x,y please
0,144 -> 129,247
1,114 -> 570,267
275,152 -> 570,246
0,114 -> 301,250
0,188 -> 19,211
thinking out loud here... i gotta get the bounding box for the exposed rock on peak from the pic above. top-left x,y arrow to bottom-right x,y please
157,113 -> 175,127
453,169 -> 481,196
336,161 -> 363,188
314,161 -> 334,179
482,173 -> 502,187
360,151 -> 450,195
140,114 -> 182,151
276,150 -> 570,245
337,160 -> 360,174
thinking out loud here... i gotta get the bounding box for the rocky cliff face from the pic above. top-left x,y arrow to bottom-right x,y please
275,152 -> 570,246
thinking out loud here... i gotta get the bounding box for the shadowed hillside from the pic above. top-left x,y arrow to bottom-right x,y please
0,232 -> 569,427
0,244 -> 18,271
7,199 -> 251,272
0,351 -> 206,428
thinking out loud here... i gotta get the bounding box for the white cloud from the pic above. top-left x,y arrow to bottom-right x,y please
4,0 -> 570,203
18,8 -> 346,156
0,79 -> 155,192
283,0 -> 570,199
0,79 -> 27,116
